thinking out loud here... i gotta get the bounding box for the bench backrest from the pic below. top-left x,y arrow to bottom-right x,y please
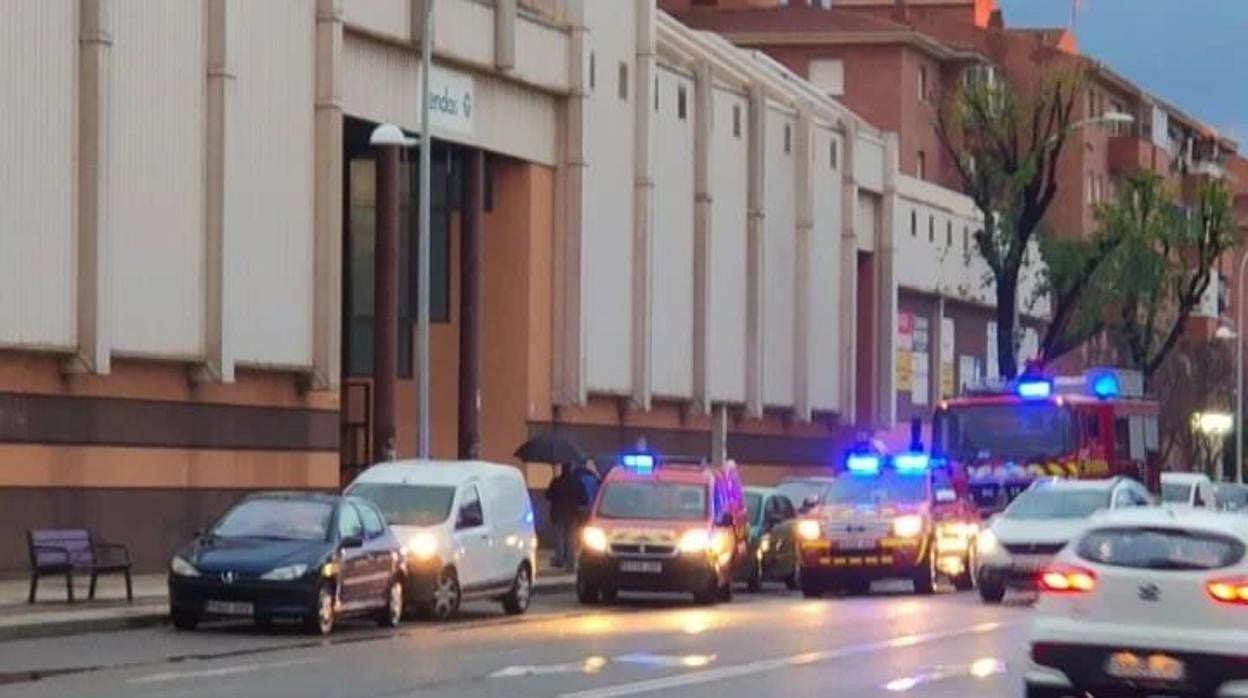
27,529 -> 95,567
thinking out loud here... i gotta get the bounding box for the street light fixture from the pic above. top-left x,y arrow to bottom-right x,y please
1194,411 -> 1234,436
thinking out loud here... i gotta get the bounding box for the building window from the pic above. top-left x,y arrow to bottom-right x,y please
917,150 -> 927,180
1086,171 -> 1095,204
784,123 -> 792,154
732,104 -> 741,138
928,215 -> 935,242
618,62 -> 629,100
963,226 -> 969,254
830,138 -> 839,169
654,76 -> 659,111
911,210 -> 917,237
589,52 -> 596,90
919,66 -> 928,102
946,220 -> 953,247
677,84 -> 688,121
1086,89 -> 1096,118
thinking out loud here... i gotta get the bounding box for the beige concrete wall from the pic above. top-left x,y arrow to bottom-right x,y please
809,125 -> 843,412
762,102 -> 797,408
707,85 -> 750,405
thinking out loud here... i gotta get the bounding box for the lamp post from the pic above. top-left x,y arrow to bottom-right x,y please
1193,411 -> 1234,481
1234,252 -> 1248,483
417,0 -> 435,459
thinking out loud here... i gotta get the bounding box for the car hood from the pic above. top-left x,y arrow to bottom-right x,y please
182,537 -> 332,575
990,517 -> 1091,545
814,502 -> 925,522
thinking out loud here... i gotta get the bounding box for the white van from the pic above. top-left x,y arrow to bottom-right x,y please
1160,472 -> 1217,510
346,460 -> 537,620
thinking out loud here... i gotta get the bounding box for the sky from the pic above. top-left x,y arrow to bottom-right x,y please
996,0 -> 1248,152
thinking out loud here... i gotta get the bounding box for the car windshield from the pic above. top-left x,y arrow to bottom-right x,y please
777,480 -> 832,511
596,482 -> 707,521
1078,527 -> 1245,571
937,403 -> 1074,460
1004,488 -> 1108,520
746,493 -> 764,526
1161,483 -> 1191,504
347,483 -> 456,527
822,473 -> 926,506
211,499 -> 333,542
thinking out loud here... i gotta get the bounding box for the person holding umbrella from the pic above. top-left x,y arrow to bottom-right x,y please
546,463 -> 588,571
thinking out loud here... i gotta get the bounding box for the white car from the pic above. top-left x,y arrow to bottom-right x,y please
976,477 -> 1153,603
1026,508 -> 1248,697
346,460 -> 537,620
1161,472 -> 1217,510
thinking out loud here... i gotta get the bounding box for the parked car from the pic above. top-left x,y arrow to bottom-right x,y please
736,487 -> 799,592
976,477 -> 1152,604
346,460 -> 537,620
1026,508 -> 1248,697
168,492 -> 405,635
1160,472 -> 1217,510
1217,483 -> 1248,513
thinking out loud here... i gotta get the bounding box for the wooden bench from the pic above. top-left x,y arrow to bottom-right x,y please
26,529 -> 133,604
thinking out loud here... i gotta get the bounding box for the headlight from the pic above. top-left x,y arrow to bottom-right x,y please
679,530 -> 712,554
893,515 -> 925,538
582,526 -> 608,553
260,564 -> 309,581
759,534 -> 772,553
796,519 -> 822,541
977,529 -> 1000,555
170,556 -> 200,578
405,532 -> 439,560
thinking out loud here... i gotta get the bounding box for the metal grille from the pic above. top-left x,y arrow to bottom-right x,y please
610,544 -> 677,557
823,521 -> 892,538
1004,542 -> 1067,556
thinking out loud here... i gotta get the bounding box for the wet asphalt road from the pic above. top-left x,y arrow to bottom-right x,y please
0,583 -> 1035,698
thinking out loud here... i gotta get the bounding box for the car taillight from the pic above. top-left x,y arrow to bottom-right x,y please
1038,565 -> 1097,593
1207,577 -> 1248,605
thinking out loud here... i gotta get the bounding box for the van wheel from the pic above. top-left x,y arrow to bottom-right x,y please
171,609 -> 200,631
576,577 -> 601,605
376,578 -> 403,627
502,564 -> 532,615
418,568 -> 461,621
979,579 -> 1006,604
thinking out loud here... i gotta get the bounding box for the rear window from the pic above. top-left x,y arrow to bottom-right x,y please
1161,483 -> 1191,504
1078,527 -> 1246,571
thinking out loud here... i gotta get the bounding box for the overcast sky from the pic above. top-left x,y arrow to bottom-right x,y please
997,0 -> 1248,152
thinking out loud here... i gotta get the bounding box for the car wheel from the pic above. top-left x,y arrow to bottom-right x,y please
746,560 -> 763,593
303,583 -> 336,636
576,577 -> 600,605
978,577 -> 1006,604
170,609 -> 199,631
912,543 -> 937,595
1024,682 -> 1067,698
376,578 -> 403,628
420,567 -> 461,622
501,564 -> 532,615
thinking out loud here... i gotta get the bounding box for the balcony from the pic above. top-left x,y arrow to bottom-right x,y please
1107,135 -> 1170,178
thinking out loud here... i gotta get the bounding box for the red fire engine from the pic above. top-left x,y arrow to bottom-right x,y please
930,369 -> 1161,516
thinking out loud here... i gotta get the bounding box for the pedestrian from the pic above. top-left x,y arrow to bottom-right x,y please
546,463 -> 588,571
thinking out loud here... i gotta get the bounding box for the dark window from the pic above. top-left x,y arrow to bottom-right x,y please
1115,417 -> 1130,460
457,485 -> 485,529
946,220 -> 953,246
357,502 -> 386,539
917,150 -> 927,179
963,226 -> 969,254
830,138 -> 839,169
597,482 -> 708,521
654,76 -> 659,111
1078,527 -> 1245,571
337,503 -> 364,539
619,62 -> 629,100
732,104 -> 741,138
677,85 -> 688,121
928,215 -> 935,242
784,123 -> 792,154
911,210 -> 917,237
589,52 -> 595,90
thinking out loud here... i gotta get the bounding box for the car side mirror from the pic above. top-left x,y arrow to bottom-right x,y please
935,489 -> 956,503
340,535 -> 364,549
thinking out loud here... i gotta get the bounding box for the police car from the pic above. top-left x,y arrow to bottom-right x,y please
576,453 -> 749,605
795,448 -> 980,596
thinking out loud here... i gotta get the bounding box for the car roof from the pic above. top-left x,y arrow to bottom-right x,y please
744,486 -> 776,496
1089,507 -> 1248,539
605,465 -> 714,485
1160,472 -> 1209,484
1031,478 -> 1128,492
246,491 -> 342,503
351,459 -> 523,487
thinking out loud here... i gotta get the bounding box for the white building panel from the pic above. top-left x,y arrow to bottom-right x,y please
763,105 -> 796,408
857,189 -> 878,252
581,0 -> 637,394
808,127 -> 842,412
707,86 -> 749,404
0,0 -> 76,349
230,0 -> 316,368
854,134 -> 885,193
649,67 -> 695,399
343,0 -> 410,41
111,0 -> 205,358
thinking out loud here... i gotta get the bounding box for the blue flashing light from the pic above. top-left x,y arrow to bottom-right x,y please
620,452 -> 656,474
1016,377 -> 1053,400
1089,371 -> 1120,399
846,453 -> 882,476
893,452 -> 931,474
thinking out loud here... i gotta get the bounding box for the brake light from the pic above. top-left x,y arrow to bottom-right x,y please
1207,577 -> 1248,605
1038,565 -> 1097,593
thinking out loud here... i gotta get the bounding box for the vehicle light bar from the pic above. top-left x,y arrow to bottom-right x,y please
620,452 -> 655,474
893,452 -> 930,474
1016,377 -> 1053,400
1088,371 -> 1120,399
846,454 -> 882,476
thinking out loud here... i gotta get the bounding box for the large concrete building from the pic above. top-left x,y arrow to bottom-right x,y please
0,0 -> 1044,571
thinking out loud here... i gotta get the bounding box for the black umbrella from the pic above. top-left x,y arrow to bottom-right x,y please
514,432 -> 586,464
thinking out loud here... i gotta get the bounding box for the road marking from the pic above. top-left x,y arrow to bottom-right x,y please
127,657 -> 325,685
559,622 -> 1015,698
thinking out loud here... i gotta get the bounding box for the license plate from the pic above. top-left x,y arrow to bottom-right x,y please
619,560 -> 662,574
205,600 -> 254,617
1011,556 -> 1050,573
839,538 -> 875,551
1105,652 -> 1185,682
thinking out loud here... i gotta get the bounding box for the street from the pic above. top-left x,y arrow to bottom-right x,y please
0,587 -> 1031,698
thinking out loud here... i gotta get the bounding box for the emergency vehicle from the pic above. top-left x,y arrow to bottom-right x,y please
931,369 -> 1161,516
795,448 -> 981,596
576,453 -> 749,605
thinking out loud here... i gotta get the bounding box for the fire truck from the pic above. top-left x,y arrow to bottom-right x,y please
930,369 -> 1161,516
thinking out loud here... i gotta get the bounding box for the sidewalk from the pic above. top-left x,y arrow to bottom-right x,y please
0,553 -> 575,642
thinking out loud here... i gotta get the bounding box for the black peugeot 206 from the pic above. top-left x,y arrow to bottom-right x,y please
168,492 -> 406,635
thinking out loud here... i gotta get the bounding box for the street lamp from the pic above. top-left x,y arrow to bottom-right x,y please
1193,411 -> 1234,481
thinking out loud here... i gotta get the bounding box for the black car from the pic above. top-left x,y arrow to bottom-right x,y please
168,492 -> 405,635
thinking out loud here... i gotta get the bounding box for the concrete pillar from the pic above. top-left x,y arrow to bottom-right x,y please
794,105 -> 815,423
372,144 -> 401,463
930,296 -> 946,408
839,121 -> 859,422
876,133 -> 900,428
631,0 -> 656,411
553,0 -> 588,406
692,61 -> 714,414
745,85 -> 767,419
201,0 -> 237,384
494,0 -> 516,72
711,404 -> 728,464
312,0 -> 344,390
66,0 -> 113,376
458,150 -> 485,459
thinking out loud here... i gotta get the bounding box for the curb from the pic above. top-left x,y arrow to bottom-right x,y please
0,577 -> 577,643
